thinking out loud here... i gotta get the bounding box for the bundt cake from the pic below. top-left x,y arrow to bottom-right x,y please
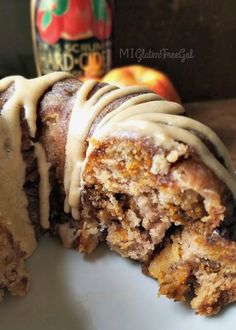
0,72 -> 236,315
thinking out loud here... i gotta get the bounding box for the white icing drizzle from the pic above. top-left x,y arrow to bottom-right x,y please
0,115 -> 36,256
0,72 -> 71,255
34,143 -> 51,229
64,79 -> 236,222
64,80 -> 98,218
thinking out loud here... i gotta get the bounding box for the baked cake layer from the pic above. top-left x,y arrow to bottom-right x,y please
0,73 -> 235,316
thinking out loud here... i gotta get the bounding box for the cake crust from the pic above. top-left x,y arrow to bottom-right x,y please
0,223 -> 29,300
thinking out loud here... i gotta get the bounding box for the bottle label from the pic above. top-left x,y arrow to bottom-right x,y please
31,0 -> 112,78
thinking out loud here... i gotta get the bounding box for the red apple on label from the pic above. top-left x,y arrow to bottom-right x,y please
36,10 -> 63,44
36,0 -> 92,44
62,0 -> 92,38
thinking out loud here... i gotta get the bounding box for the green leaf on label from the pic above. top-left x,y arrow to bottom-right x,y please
91,0 -> 108,21
53,0 -> 69,15
42,11 -> 52,29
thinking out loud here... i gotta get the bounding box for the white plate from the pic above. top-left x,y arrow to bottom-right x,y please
0,237 -> 235,330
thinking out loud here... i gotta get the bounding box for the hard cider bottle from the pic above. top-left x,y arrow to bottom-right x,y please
31,0 -> 113,79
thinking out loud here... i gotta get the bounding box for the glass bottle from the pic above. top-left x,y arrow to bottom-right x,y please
31,0 -> 113,79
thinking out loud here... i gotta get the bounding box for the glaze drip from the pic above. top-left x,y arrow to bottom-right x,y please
0,72 -> 71,255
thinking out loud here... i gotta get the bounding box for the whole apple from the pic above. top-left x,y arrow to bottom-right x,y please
102,65 -> 181,103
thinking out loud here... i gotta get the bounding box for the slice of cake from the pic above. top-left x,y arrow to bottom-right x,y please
0,72 -> 235,315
